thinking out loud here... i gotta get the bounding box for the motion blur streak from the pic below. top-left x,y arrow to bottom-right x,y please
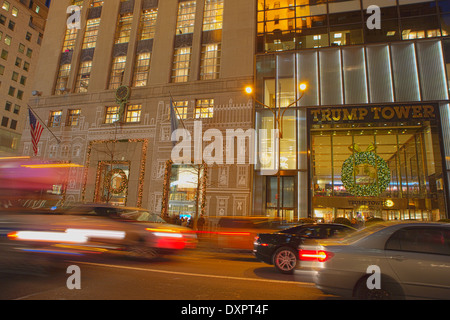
153,232 -> 183,238
8,231 -> 87,243
65,229 -> 126,240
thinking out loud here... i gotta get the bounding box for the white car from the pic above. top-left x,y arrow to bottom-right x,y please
298,222 -> 450,300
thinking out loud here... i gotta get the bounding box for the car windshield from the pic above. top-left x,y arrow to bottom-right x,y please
118,210 -> 166,223
339,223 -> 389,244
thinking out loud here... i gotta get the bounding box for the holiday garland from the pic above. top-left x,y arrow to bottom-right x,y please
341,144 -> 390,197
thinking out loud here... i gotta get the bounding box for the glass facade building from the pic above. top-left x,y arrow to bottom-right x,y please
253,37 -> 450,222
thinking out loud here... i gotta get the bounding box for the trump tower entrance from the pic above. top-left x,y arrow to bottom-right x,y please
309,104 -> 448,222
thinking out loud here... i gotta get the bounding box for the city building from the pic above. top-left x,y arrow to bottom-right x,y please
20,0 -> 255,217
19,0 -> 450,223
252,0 -> 450,222
0,0 -> 49,155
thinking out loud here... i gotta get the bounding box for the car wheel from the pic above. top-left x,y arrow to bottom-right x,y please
273,247 -> 298,274
353,276 -> 403,300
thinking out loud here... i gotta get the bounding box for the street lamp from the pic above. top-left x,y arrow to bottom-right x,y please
245,82 -> 308,220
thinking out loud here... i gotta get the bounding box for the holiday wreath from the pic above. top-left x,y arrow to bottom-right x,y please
105,168 -> 128,195
341,144 -> 391,197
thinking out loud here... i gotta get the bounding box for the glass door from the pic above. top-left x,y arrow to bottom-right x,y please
266,175 -> 296,221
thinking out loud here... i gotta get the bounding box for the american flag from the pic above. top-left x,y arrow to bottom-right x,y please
28,108 -> 44,156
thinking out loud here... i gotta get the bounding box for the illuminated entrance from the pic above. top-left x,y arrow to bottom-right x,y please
310,104 -> 447,222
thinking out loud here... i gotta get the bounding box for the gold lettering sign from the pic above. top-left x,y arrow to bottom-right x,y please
311,105 -> 436,123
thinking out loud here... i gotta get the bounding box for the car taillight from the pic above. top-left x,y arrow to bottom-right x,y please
299,249 -> 334,262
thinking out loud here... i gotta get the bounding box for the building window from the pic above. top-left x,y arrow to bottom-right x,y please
173,101 -> 188,120
13,104 -> 19,114
17,90 -> 23,100
10,119 -> 17,130
49,111 -> 63,127
55,64 -> 71,95
105,106 -> 120,124
200,43 -> 221,80
1,49 -> 8,60
133,52 -> 151,87
75,60 -> 92,93
139,9 -> 158,41
1,116 -> 8,127
125,105 -> 142,123
26,32 -> 32,41
62,28 -> 78,52
11,6 -> 17,16
4,34 -> 11,46
11,71 -> 18,82
20,76 -> 26,85
18,43 -> 25,53
176,1 -> 196,35
23,61 -> 29,71
171,47 -> 191,83
26,48 -> 32,58
91,0 -> 104,7
4,101 -> 11,111
8,86 -> 14,96
203,0 -> 223,31
195,99 -> 214,119
2,1 -> 9,11
67,109 -> 81,126
115,13 -> 133,44
109,55 -> 127,90
82,18 -> 101,49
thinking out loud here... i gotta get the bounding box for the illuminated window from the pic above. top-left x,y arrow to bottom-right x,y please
173,101 -> 188,120
67,109 -> 81,126
75,60 -> 92,93
82,18 -> 101,49
195,99 -> 214,119
91,0 -> 104,7
11,7 -> 17,16
49,111 -> 63,127
200,43 -> 221,80
203,0 -> 223,31
171,47 -> 191,83
115,13 -> 133,44
105,106 -> 120,124
139,9 -> 158,40
62,28 -> 78,52
2,1 -> 10,11
55,64 -> 71,95
176,1 -> 196,35
125,105 -> 142,123
133,52 -> 151,87
109,55 -> 127,90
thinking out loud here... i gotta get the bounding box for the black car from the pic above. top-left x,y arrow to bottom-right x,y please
253,223 -> 356,274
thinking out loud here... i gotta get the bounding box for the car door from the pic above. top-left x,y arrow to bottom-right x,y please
384,226 -> 450,299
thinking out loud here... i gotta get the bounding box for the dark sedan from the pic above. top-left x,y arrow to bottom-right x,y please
253,223 -> 356,274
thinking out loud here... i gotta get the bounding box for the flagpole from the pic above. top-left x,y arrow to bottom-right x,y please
168,92 -> 187,130
27,104 -> 61,144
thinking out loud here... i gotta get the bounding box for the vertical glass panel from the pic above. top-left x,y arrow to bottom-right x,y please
298,109 -> 308,170
319,48 -> 343,105
297,171 -> 308,219
366,44 -> 394,103
257,110 -> 276,171
440,104 -> 450,169
280,109 -> 296,170
342,46 -> 368,104
297,50 -> 319,107
390,42 -> 421,102
312,133 -> 332,197
416,40 -> 449,101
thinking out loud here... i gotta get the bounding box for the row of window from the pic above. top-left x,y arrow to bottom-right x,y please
257,0 -> 450,51
56,0 -> 224,94
46,98 -> 216,128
